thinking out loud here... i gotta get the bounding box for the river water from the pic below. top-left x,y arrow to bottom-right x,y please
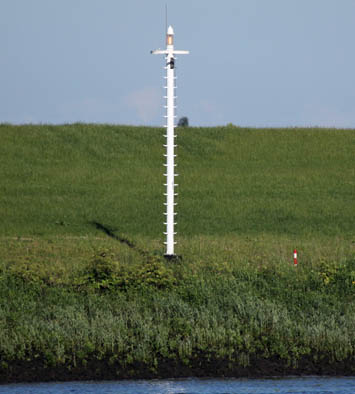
0,377 -> 354,393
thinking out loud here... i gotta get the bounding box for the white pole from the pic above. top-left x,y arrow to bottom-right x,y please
165,40 -> 175,255
151,26 -> 189,257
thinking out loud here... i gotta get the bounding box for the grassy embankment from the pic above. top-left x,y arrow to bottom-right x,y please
0,123 -> 354,382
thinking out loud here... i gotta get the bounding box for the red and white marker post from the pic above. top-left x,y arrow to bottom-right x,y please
293,249 -> 298,266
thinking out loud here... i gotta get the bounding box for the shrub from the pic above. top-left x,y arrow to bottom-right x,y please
8,258 -> 66,287
78,252 -> 176,291
177,117 -> 189,127
319,258 -> 355,295
135,256 -> 176,289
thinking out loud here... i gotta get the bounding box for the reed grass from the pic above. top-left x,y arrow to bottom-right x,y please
0,255 -> 354,380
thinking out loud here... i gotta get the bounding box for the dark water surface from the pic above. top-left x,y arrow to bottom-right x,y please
0,377 -> 354,393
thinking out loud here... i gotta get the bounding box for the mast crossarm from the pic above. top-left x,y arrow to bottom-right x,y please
151,50 -> 189,55
151,49 -> 168,55
173,50 -> 189,55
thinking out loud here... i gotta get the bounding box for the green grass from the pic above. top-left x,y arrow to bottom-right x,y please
0,123 -> 354,381
0,123 -> 354,238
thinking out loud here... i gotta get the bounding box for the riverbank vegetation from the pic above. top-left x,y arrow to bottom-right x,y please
0,124 -> 354,381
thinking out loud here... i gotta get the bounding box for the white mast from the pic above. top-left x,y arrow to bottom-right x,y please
151,26 -> 189,257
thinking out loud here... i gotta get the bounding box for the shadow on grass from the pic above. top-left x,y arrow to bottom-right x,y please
90,221 -> 148,258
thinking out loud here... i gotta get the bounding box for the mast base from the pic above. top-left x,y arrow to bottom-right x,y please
164,254 -> 182,261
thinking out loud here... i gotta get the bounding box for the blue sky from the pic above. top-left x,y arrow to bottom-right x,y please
1,0 -> 355,127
